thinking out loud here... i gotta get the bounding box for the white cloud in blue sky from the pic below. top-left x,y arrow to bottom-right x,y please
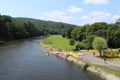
112,15 -> 120,20
80,11 -> 111,24
67,6 -> 83,14
0,0 -> 120,25
38,10 -> 71,23
84,0 -> 109,5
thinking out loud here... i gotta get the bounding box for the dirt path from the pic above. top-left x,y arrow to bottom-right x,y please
81,53 -> 120,69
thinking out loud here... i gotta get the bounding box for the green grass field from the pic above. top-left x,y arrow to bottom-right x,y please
42,35 -> 77,50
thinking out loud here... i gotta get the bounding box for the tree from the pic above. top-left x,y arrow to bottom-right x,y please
65,27 -> 74,38
82,35 -> 96,50
107,24 -> 120,48
92,37 -> 108,57
25,21 -> 39,37
71,27 -> 79,40
76,27 -> 85,42
61,32 -> 65,38
69,38 -> 75,45
75,42 -> 85,51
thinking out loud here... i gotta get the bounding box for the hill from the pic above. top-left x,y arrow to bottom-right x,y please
17,17 -> 77,34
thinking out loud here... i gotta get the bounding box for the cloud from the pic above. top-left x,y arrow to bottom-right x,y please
84,0 -> 109,5
80,11 -> 111,24
38,5 -> 119,26
38,5 -> 83,23
112,15 -> 120,20
38,10 -> 71,23
89,11 -> 111,17
67,6 -> 83,13
38,10 -> 113,25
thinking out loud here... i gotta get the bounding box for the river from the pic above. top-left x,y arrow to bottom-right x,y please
0,38 -> 103,80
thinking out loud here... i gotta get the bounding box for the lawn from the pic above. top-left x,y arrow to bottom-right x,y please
42,35 -> 77,50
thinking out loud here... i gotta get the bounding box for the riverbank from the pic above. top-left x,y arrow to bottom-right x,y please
43,46 -> 120,80
40,35 -> 120,80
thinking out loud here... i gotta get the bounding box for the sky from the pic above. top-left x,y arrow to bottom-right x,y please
0,0 -> 120,25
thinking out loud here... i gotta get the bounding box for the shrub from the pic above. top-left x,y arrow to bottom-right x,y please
69,38 -> 75,45
61,32 -> 66,38
75,42 -> 85,50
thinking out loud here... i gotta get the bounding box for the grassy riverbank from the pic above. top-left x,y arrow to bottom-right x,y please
41,35 -> 120,79
42,35 -> 77,50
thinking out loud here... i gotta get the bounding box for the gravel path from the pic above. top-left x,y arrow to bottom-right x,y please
81,53 -> 120,69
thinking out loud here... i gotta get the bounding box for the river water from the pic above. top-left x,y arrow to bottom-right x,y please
0,38 -> 103,80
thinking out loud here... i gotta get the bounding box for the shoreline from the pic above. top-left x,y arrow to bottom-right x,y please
41,43 -> 120,80
54,51 -> 120,80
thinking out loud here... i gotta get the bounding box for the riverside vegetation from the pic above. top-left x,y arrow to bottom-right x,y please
0,14 -> 75,42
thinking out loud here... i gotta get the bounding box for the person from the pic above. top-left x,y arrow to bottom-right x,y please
46,48 -> 50,56
78,47 -> 80,51
104,58 -> 107,63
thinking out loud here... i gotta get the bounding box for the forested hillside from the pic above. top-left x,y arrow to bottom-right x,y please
0,15 -> 77,41
0,15 -> 44,41
17,17 -> 77,34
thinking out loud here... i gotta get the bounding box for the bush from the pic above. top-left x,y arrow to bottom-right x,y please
69,38 -> 75,45
75,42 -> 85,50
61,32 -> 66,38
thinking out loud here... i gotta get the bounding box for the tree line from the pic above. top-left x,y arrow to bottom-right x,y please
0,15 -> 77,41
1,14 -> 120,49
62,21 -> 120,48
17,17 -> 77,35
0,15 -> 44,41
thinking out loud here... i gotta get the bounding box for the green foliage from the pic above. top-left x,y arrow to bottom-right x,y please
61,32 -> 66,38
69,38 -> 75,45
1,14 -> 120,48
82,35 -> 96,50
63,21 -> 120,48
75,42 -> 85,50
92,37 -> 108,57
17,17 -> 77,35
71,27 -> 79,40
0,14 -> 44,41
107,24 -> 120,48
65,27 -> 74,38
